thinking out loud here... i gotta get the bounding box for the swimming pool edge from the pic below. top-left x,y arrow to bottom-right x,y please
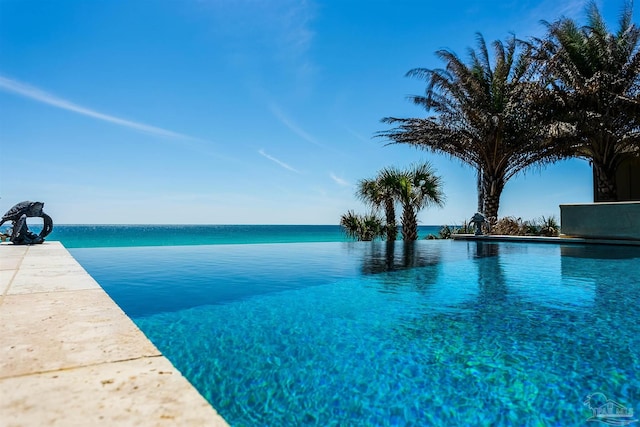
0,241 -> 230,426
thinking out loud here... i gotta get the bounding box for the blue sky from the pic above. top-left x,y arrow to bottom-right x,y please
1,0 -> 636,225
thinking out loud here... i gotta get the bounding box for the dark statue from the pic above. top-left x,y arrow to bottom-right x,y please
470,212 -> 488,236
0,201 -> 53,245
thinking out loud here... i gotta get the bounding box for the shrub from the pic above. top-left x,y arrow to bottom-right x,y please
437,215 -> 560,238
539,216 -> 560,237
438,225 -> 453,239
492,216 -> 528,235
340,210 -> 386,241
490,215 -> 560,236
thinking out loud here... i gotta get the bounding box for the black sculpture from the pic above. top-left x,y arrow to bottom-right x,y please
0,201 -> 53,245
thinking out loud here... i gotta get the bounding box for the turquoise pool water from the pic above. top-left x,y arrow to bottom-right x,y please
71,240 -> 640,426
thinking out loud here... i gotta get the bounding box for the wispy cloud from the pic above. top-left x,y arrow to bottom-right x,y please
200,0 -> 315,55
258,149 -> 301,173
330,172 -> 350,187
550,0 -> 591,20
0,75 -> 201,141
198,0 -> 316,83
345,126 -> 373,144
277,0 -> 315,57
530,0 -> 588,22
268,102 -> 325,148
510,0 -> 590,37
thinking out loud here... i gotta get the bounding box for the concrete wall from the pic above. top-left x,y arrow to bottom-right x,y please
560,202 -> 640,240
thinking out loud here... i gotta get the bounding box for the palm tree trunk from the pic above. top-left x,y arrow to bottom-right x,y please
593,162 -> 618,202
401,206 -> 418,241
477,167 -> 485,213
482,173 -> 504,224
484,193 -> 501,226
384,198 -> 397,241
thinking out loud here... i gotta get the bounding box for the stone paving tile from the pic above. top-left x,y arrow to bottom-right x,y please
0,289 -> 161,378
0,245 -> 27,271
0,356 -> 229,427
0,270 -> 15,295
8,265 -> 100,294
0,257 -> 23,272
20,241 -> 69,255
19,254 -> 87,269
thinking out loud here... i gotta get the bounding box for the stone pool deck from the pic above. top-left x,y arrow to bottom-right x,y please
0,241 -> 229,426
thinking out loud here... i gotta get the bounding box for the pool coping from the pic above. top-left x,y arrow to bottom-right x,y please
0,241 -> 229,426
451,233 -> 640,246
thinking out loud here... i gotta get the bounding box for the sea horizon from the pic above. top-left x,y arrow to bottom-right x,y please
4,224 -> 449,249
41,222 -> 450,228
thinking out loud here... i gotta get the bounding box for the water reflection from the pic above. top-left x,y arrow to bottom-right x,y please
477,243 -> 509,306
397,241 -> 640,339
354,241 -> 444,297
560,244 -> 640,260
560,244 -> 640,326
398,242 -> 596,359
469,241 -> 500,259
358,240 -> 442,275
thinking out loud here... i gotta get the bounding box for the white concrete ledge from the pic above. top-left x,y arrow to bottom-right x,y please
0,242 -> 229,426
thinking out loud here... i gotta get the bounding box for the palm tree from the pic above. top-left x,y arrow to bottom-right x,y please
380,34 -> 569,222
340,210 -> 386,241
350,163 -> 443,241
381,163 -> 444,241
356,178 -> 397,241
533,1 -> 640,201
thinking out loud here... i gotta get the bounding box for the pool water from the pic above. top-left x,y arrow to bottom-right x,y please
71,240 -> 640,426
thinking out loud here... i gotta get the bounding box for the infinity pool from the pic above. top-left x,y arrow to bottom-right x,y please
71,240 -> 640,426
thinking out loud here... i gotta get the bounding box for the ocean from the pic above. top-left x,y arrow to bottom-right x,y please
2,224 -> 444,248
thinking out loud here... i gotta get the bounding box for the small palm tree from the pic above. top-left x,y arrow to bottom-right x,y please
340,210 -> 386,241
349,162 -> 444,242
381,163 -> 445,241
357,178 -> 397,241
